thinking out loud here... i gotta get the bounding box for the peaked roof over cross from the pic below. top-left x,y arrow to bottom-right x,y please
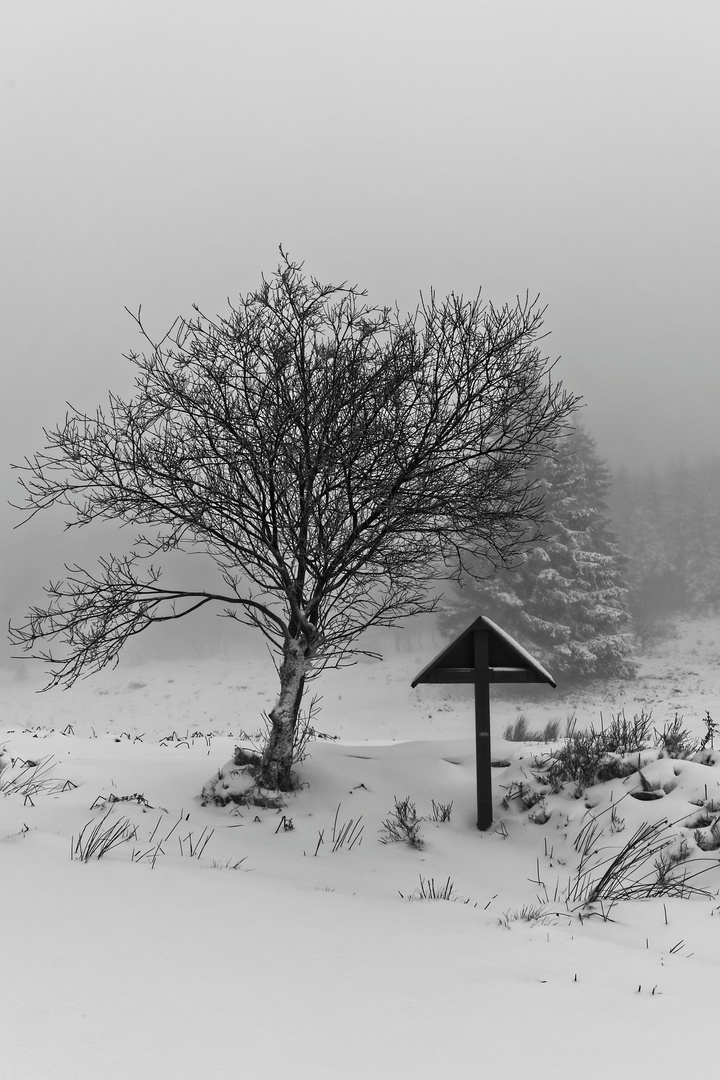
411,615 -> 556,688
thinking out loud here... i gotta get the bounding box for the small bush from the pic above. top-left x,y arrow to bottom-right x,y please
592,710 -> 653,755
379,796 -> 425,850
699,711 -> 719,751
654,716 -> 699,759
539,711 -> 653,796
504,716 -> 560,742
428,799 -> 453,823
542,731 -> 624,796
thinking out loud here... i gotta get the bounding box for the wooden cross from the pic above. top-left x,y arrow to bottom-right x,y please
412,616 -> 556,830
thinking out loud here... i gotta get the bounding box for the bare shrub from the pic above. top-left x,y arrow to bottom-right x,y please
428,799 -> 453,823
699,711 -> 719,751
379,796 -> 425,850
539,711 -> 652,796
655,716 -> 699,759
593,710 -> 653,755
542,731 -> 625,796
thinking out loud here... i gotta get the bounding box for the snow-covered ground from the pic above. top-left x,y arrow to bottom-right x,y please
3,615 -> 720,1079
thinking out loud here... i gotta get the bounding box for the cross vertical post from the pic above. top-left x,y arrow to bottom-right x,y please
473,627 -> 493,830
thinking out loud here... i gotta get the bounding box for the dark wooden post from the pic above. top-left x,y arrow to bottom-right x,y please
473,628 -> 493,830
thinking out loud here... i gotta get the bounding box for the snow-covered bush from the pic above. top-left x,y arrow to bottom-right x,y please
532,711 -> 654,796
496,711 -> 720,913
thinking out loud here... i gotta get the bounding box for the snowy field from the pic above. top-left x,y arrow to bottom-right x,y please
3,615 -> 720,1079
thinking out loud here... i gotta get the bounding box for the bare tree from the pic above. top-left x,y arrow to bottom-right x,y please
10,254 -> 579,790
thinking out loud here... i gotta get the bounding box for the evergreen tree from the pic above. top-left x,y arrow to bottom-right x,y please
444,427 -> 636,679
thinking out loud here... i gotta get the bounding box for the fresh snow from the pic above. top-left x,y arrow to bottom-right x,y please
480,614 -> 557,686
3,616 -> 720,1079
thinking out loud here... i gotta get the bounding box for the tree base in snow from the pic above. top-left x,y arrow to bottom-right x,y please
201,758 -> 290,808
233,746 -> 261,768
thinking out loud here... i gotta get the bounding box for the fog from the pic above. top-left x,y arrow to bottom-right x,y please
2,0 -> 719,660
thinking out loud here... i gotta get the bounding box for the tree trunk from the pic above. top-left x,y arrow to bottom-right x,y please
259,637 -> 311,791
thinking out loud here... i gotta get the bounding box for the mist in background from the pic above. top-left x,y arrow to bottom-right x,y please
2,0 -> 719,665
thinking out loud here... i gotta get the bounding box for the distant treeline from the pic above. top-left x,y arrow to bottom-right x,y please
610,457 -> 720,624
441,434 -> 720,683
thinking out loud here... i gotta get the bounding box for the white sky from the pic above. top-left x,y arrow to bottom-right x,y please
2,0 -> 720,611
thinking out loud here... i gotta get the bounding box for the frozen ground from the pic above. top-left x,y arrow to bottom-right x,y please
3,615 -> 720,1079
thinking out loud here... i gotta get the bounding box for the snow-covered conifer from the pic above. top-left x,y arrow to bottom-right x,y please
443,427 -> 636,679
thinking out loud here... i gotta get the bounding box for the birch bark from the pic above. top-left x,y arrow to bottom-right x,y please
259,637 -> 312,790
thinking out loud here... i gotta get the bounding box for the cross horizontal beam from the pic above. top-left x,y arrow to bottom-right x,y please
415,666 -> 541,684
